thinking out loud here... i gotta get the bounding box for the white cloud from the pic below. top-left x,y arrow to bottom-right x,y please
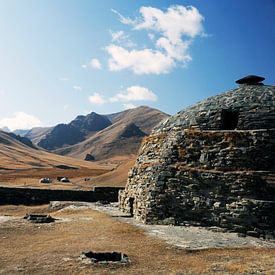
110,30 -> 126,41
148,33 -> 155,40
88,93 -> 107,105
73,86 -> 82,91
89,86 -> 157,107
110,86 -> 158,102
90,58 -> 102,70
132,5 -> 204,43
111,9 -> 134,25
107,5 -> 205,74
63,105 -> 69,110
0,112 -> 42,131
156,37 -> 191,62
106,45 -> 174,74
109,30 -> 136,48
82,58 -> 102,70
123,103 -> 137,110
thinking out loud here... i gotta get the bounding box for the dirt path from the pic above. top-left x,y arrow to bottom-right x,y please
69,202 -> 275,250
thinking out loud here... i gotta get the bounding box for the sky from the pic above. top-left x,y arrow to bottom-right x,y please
0,0 -> 274,130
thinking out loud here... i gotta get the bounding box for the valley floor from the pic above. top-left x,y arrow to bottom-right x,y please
0,204 -> 275,274
0,156 -> 134,190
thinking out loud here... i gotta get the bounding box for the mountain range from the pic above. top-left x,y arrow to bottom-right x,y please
23,106 -> 169,161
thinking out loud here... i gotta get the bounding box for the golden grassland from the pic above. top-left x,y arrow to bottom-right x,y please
0,205 -> 275,274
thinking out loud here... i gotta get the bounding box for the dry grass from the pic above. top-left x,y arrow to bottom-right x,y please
0,205 -> 275,274
0,131 -> 135,188
0,156 -> 135,189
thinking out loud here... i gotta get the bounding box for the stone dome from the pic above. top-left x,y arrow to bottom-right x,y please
154,84 -> 275,132
119,79 -> 275,238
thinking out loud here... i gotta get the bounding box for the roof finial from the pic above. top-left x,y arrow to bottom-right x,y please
236,75 -> 265,85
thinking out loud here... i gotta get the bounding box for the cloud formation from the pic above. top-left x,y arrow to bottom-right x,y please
88,93 -> 107,105
106,45 -> 173,75
82,58 -> 102,70
0,112 -> 42,131
110,30 -> 126,41
107,5 -> 204,74
89,86 -> 157,106
131,6 -> 204,42
110,30 -> 136,48
123,103 -> 136,109
110,85 -> 157,102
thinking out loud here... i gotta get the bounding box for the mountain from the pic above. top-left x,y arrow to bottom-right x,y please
0,127 -> 10,133
13,129 -> 30,136
105,106 -> 168,134
37,112 -> 111,150
55,106 -> 169,160
38,124 -> 86,150
119,122 -> 146,138
69,112 -> 111,134
6,132 -> 36,149
24,127 -> 53,144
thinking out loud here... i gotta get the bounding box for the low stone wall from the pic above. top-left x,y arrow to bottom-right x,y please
0,186 -> 123,205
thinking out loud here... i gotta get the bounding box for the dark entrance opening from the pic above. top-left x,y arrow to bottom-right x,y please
23,214 -> 55,223
220,110 -> 239,130
81,251 -> 130,264
129,198 -> 134,217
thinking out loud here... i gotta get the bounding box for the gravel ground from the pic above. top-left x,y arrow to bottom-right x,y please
50,201 -> 275,250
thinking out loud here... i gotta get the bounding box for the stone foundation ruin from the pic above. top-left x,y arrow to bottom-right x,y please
119,76 -> 275,238
80,251 -> 130,264
24,214 -> 55,223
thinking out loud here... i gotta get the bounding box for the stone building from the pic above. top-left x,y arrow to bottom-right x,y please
119,76 -> 275,238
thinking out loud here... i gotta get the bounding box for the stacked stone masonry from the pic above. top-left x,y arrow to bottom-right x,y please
119,84 -> 275,238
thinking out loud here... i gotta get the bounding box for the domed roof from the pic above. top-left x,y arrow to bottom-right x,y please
154,82 -> 275,133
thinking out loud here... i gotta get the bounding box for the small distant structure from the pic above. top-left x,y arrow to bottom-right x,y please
85,154 -> 95,161
57,176 -> 70,182
39,177 -> 52,184
235,75 -> 265,85
60,177 -> 70,183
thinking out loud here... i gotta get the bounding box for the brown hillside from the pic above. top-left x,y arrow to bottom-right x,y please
55,106 -> 169,160
0,130 -> 111,187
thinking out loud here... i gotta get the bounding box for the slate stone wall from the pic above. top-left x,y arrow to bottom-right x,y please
119,84 -> 275,238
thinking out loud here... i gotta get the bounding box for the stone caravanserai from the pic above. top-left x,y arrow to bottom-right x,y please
119,75 -> 275,238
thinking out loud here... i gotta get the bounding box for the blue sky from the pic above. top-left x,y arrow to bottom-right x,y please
0,0 -> 274,130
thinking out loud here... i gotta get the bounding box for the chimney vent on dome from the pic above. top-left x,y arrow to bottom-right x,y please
235,75 -> 265,85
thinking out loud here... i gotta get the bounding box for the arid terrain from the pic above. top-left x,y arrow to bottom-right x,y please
0,128 -> 136,189
1,204 -> 275,275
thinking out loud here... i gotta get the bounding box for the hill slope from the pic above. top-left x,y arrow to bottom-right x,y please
0,130 -> 107,171
24,127 -> 53,145
55,106 -> 169,160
